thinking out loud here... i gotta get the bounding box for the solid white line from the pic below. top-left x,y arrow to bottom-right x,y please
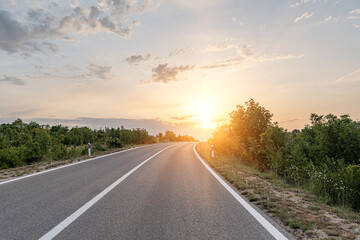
193,144 -> 288,240
38,144 -> 176,240
0,144 -> 154,186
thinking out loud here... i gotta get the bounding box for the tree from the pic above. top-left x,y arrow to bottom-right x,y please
229,99 -> 273,168
163,131 -> 177,142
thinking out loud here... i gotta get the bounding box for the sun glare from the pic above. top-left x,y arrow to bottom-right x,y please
190,100 -> 218,129
201,119 -> 216,129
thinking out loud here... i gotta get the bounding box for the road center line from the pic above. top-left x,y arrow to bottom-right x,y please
38,144 -> 176,240
193,144 -> 288,240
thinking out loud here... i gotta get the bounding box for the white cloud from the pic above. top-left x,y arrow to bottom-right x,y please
256,54 -> 305,62
200,53 -> 304,70
203,38 -> 233,52
324,16 -> 332,22
335,69 -> 360,83
348,15 -> 360,20
294,11 -> 314,22
0,1 -> 158,57
289,0 -> 310,8
349,9 -> 360,15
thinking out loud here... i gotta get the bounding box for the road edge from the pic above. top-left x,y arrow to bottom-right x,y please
0,144 -> 156,186
193,143 -> 294,240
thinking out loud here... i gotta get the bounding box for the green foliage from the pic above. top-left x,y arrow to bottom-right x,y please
159,130 -> 196,142
0,119 -> 197,170
107,137 -> 123,148
210,99 -> 360,211
209,99 -> 275,170
229,99 -> 273,169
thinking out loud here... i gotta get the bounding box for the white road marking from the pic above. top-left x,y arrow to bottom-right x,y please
38,144 -> 176,240
0,145 -> 154,186
193,144 -> 288,240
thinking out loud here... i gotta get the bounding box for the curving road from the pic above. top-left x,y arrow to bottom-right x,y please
0,143 -> 292,240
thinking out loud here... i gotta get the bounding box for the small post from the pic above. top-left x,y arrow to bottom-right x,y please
211,145 -> 214,158
88,142 -> 91,157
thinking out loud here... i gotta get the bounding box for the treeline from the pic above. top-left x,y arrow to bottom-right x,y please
210,99 -> 360,211
0,119 -> 196,169
156,130 -> 197,142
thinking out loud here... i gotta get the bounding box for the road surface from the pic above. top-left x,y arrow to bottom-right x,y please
0,143 -> 292,240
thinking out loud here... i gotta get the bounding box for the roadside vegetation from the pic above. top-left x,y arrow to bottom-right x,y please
0,119 -> 196,170
197,99 -> 360,239
196,142 -> 360,239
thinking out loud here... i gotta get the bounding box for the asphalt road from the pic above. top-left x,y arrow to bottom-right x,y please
0,143 -> 292,240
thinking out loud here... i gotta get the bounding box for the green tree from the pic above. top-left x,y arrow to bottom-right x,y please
229,99 -> 273,169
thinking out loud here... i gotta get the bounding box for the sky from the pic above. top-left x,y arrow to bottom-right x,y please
0,0 -> 359,140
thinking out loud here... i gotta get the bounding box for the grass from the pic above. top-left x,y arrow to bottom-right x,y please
195,142 -> 360,240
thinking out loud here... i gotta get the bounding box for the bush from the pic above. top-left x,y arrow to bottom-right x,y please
107,137 -> 123,148
0,119 -> 196,169
210,99 -> 360,211
0,147 -> 21,169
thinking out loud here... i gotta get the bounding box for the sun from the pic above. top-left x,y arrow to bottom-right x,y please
201,119 -> 215,129
190,100 -> 218,129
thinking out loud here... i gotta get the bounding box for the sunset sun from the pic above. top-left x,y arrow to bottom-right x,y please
191,100 -> 218,129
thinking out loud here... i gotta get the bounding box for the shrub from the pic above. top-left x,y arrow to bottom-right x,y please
210,99 -> 360,211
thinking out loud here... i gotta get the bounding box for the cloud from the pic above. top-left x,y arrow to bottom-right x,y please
150,63 -> 194,83
353,24 -> 360,28
238,45 -> 252,57
294,12 -> 314,22
0,76 -> 25,85
200,54 -> 304,70
335,69 -> 360,83
256,54 -> 304,62
348,16 -> 360,20
280,119 -> 302,123
169,48 -> 186,57
288,0 -> 309,8
88,64 -> 112,79
203,38 -> 233,52
349,9 -> 360,15
201,57 -> 244,69
0,0 -> 158,57
171,115 -> 196,121
324,16 -> 332,22
124,54 -> 151,64
64,64 -> 80,71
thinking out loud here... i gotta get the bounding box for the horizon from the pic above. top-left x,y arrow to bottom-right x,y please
1,0 -> 359,141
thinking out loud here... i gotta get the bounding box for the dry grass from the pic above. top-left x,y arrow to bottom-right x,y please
196,142 -> 360,240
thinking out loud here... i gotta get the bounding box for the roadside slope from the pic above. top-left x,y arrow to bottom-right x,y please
196,142 -> 360,240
